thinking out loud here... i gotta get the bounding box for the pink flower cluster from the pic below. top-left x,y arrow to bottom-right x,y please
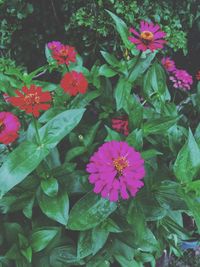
161,57 -> 193,90
87,141 -> 145,202
169,69 -> 193,91
47,41 -> 77,65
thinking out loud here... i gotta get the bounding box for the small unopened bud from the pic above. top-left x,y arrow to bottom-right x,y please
78,134 -> 84,141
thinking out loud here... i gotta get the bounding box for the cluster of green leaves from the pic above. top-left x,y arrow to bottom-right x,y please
0,11 -> 200,267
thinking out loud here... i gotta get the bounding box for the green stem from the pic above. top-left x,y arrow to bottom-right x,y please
6,144 -> 12,152
127,50 -> 143,79
33,116 -> 41,145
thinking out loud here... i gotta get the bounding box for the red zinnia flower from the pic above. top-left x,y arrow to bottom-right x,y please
112,116 -> 129,136
52,44 -> 77,65
161,57 -> 176,72
8,85 -> 52,117
0,112 -> 20,144
60,71 -> 88,96
196,70 -> 200,81
129,21 -> 166,52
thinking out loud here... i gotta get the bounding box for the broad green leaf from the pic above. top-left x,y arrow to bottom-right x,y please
37,188 -> 69,225
65,146 -> 86,162
126,129 -> 143,150
83,121 -> 101,147
100,51 -> 120,67
105,126 -> 122,141
106,10 -> 133,49
77,231 -> 93,258
50,245 -> 84,266
0,109 -> 85,197
41,177 -> 59,197
128,52 -> 156,83
99,64 -> 118,77
142,116 -> 178,137
181,191 -> 200,233
45,45 -> 55,63
115,255 -> 141,267
174,129 -> 200,183
21,247 -> 32,263
114,78 -> 132,111
68,192 -> 117,230
69,91 -> 100,109
31,227 -> 59,252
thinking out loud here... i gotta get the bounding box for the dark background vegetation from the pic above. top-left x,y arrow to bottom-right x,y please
0,0 -> 199,73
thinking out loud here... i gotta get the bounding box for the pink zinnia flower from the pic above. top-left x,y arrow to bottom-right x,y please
52,44 -> 77,65
86,141 -> 145,202
129,21 -> 166,52
0,112 -> 21,144
47,41 -> 62,51
161,57 -> 176,72
170,69 -> 193,90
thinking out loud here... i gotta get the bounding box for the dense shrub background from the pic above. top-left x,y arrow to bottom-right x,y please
0,0 -> 200,71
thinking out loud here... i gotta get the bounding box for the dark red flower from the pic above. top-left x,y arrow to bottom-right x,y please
52,45 -> 77,65
112,116 -> 129,136
8,85 -> 52,117
196,70 -> 200,81
60,71 -> 88,96
0,112 -> 21,144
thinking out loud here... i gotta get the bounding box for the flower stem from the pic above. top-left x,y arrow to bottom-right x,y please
6,144 -> 12,152
33,116 -> 41,145
127,51 -> 143,79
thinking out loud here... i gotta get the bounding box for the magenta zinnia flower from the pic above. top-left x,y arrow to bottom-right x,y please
47,41 -> 62,51
86,141 -> 145,202
0,112 -> 21,144
170,69 -> 193,90
161,57 -> 176,72
129,21 -> 166,52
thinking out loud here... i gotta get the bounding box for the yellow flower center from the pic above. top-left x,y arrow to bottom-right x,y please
24,93 -> 40,105
0,120 -> 5,133
113,156 -> 129,175
140,31 -> 154,44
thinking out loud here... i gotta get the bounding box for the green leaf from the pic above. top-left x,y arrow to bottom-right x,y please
68,192 -> 117,230
99,64 -> 118,77
128,53 -> 156,83
0,109 -> 85,197
0,141 -> 48,198
37,188 -> 69,225
106,10 -> 133,49
105,126 -> 122,141
77,231 -> 93,258
142,116 -> 178,137
84,121 -> 101,147
174,129 -> 200,183
65,146 -> 86,162
41,177 -> 59,197
126,129 -> 143,150
45,45 -> 55,63
181,192 -> 200,233
100,51 -> 120,67
115,255 -> 140,267
21,247 -> 32,263
31,227 -> 59,252
50,245 -> 84,266
114,78 -> 132,111
69,91 -> 100,109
